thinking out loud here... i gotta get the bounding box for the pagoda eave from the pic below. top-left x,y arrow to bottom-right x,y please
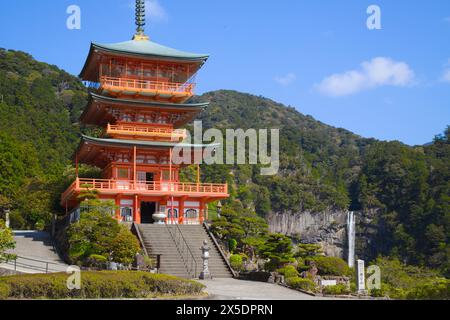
80,135 -> 218,150
73,135 -> 219,168
80,93 -> 208,127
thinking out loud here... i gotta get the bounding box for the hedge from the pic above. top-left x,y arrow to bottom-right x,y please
0,271 -> 205,300
285,277 -> 317,292
277,265 -> 299,279
230,254 -> 243,272
308,256 -> 352,276
322,284 -> 351,296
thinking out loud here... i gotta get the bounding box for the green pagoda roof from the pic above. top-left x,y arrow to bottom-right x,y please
89,93 -> 209,109
80,39 -> 209,81
91,40 -> 209,62
81,135 -> 219,149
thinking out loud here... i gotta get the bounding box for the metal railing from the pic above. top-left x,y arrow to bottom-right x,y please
2,255 -> 68,274
203,222 -> 238,278
164,223 -> 198,279
100,76 -> 195,95
132,223 -> 149,257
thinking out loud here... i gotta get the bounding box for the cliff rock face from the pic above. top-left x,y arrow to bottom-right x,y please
267,209 -> 378,260
267,210 -> 349,258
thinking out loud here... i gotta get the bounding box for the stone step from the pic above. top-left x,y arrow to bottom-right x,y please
137,224 -> 233,279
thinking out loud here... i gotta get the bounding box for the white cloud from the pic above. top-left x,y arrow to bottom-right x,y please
275,73 -> 297,86
440,59 -> 450,83
146,0 -> 168,22
442,69 -> 450,83
316,57 -> 415,97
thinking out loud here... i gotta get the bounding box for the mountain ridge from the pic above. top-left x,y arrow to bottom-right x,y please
0,49 -> 448,274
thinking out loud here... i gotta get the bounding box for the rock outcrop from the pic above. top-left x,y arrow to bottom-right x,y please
267,209 -> 378,260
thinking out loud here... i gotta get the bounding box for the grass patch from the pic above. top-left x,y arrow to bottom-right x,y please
0,271 -> 205,300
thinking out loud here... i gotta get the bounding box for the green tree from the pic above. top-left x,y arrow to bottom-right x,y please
65,201 -> 139,266
295,243 -> 323,258
110,226 -> 141,265
211,201 -> 268,258
258,233 -> 294,270
0,220 -> 15,262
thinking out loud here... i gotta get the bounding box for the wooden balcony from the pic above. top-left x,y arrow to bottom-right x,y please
106,124 -> 187,141
100,76 -> 195,101
61,178 -> 228,205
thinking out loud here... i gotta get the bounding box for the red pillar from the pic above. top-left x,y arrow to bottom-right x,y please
133,146 -> 137,188
169,148 -> 173,181
179,198 -> 185,225
170,196 -> 175,225
115,195 -> 121,221
199,201 -> 204,224
134,194 -> 141,224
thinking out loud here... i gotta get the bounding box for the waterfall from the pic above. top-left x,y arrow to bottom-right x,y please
347,211 -> 356,268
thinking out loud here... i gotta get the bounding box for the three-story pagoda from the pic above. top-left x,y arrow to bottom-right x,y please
61,2 -> 229,225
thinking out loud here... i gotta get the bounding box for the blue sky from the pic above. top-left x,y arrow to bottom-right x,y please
0,0 -> 449,145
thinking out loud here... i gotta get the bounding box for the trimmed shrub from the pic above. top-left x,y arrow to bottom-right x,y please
309,256 -> 351,276
369,287 -> 385,298
86,254 -> 108,269
228,239 -> 237,253
230,254 -> 243,272
34,220 -> 46,231
286,277 -> 317,292
322,284 -> 351,296
0,271 -> 205,300
110,226 -> 141,265
0,282 -> 10,299
277,265 -> 299,279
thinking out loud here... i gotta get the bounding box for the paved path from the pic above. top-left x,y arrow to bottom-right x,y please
0,231 -> 68,274
199,278 -> 332,300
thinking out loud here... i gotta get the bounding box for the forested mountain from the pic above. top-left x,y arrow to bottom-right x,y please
0,49 -> 86,229
0,50 -> 448,275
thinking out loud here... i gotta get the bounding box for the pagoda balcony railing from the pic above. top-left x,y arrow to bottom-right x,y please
62,178 -> 228,203
100,76 -> 195,95
106,124 -> 187,140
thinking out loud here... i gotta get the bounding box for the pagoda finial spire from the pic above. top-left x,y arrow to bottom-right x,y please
133,0 -> 150,41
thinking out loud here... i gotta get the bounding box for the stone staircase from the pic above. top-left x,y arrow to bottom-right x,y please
136,224 -> 234,279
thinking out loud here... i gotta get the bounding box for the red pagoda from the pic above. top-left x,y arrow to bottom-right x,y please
61,2 -> 229,225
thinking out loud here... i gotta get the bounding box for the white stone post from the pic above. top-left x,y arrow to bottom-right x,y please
357,259 -> 367,295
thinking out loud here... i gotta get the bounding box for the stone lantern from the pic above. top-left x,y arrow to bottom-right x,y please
5,209 -> 10,229
216,201 -> 223,219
